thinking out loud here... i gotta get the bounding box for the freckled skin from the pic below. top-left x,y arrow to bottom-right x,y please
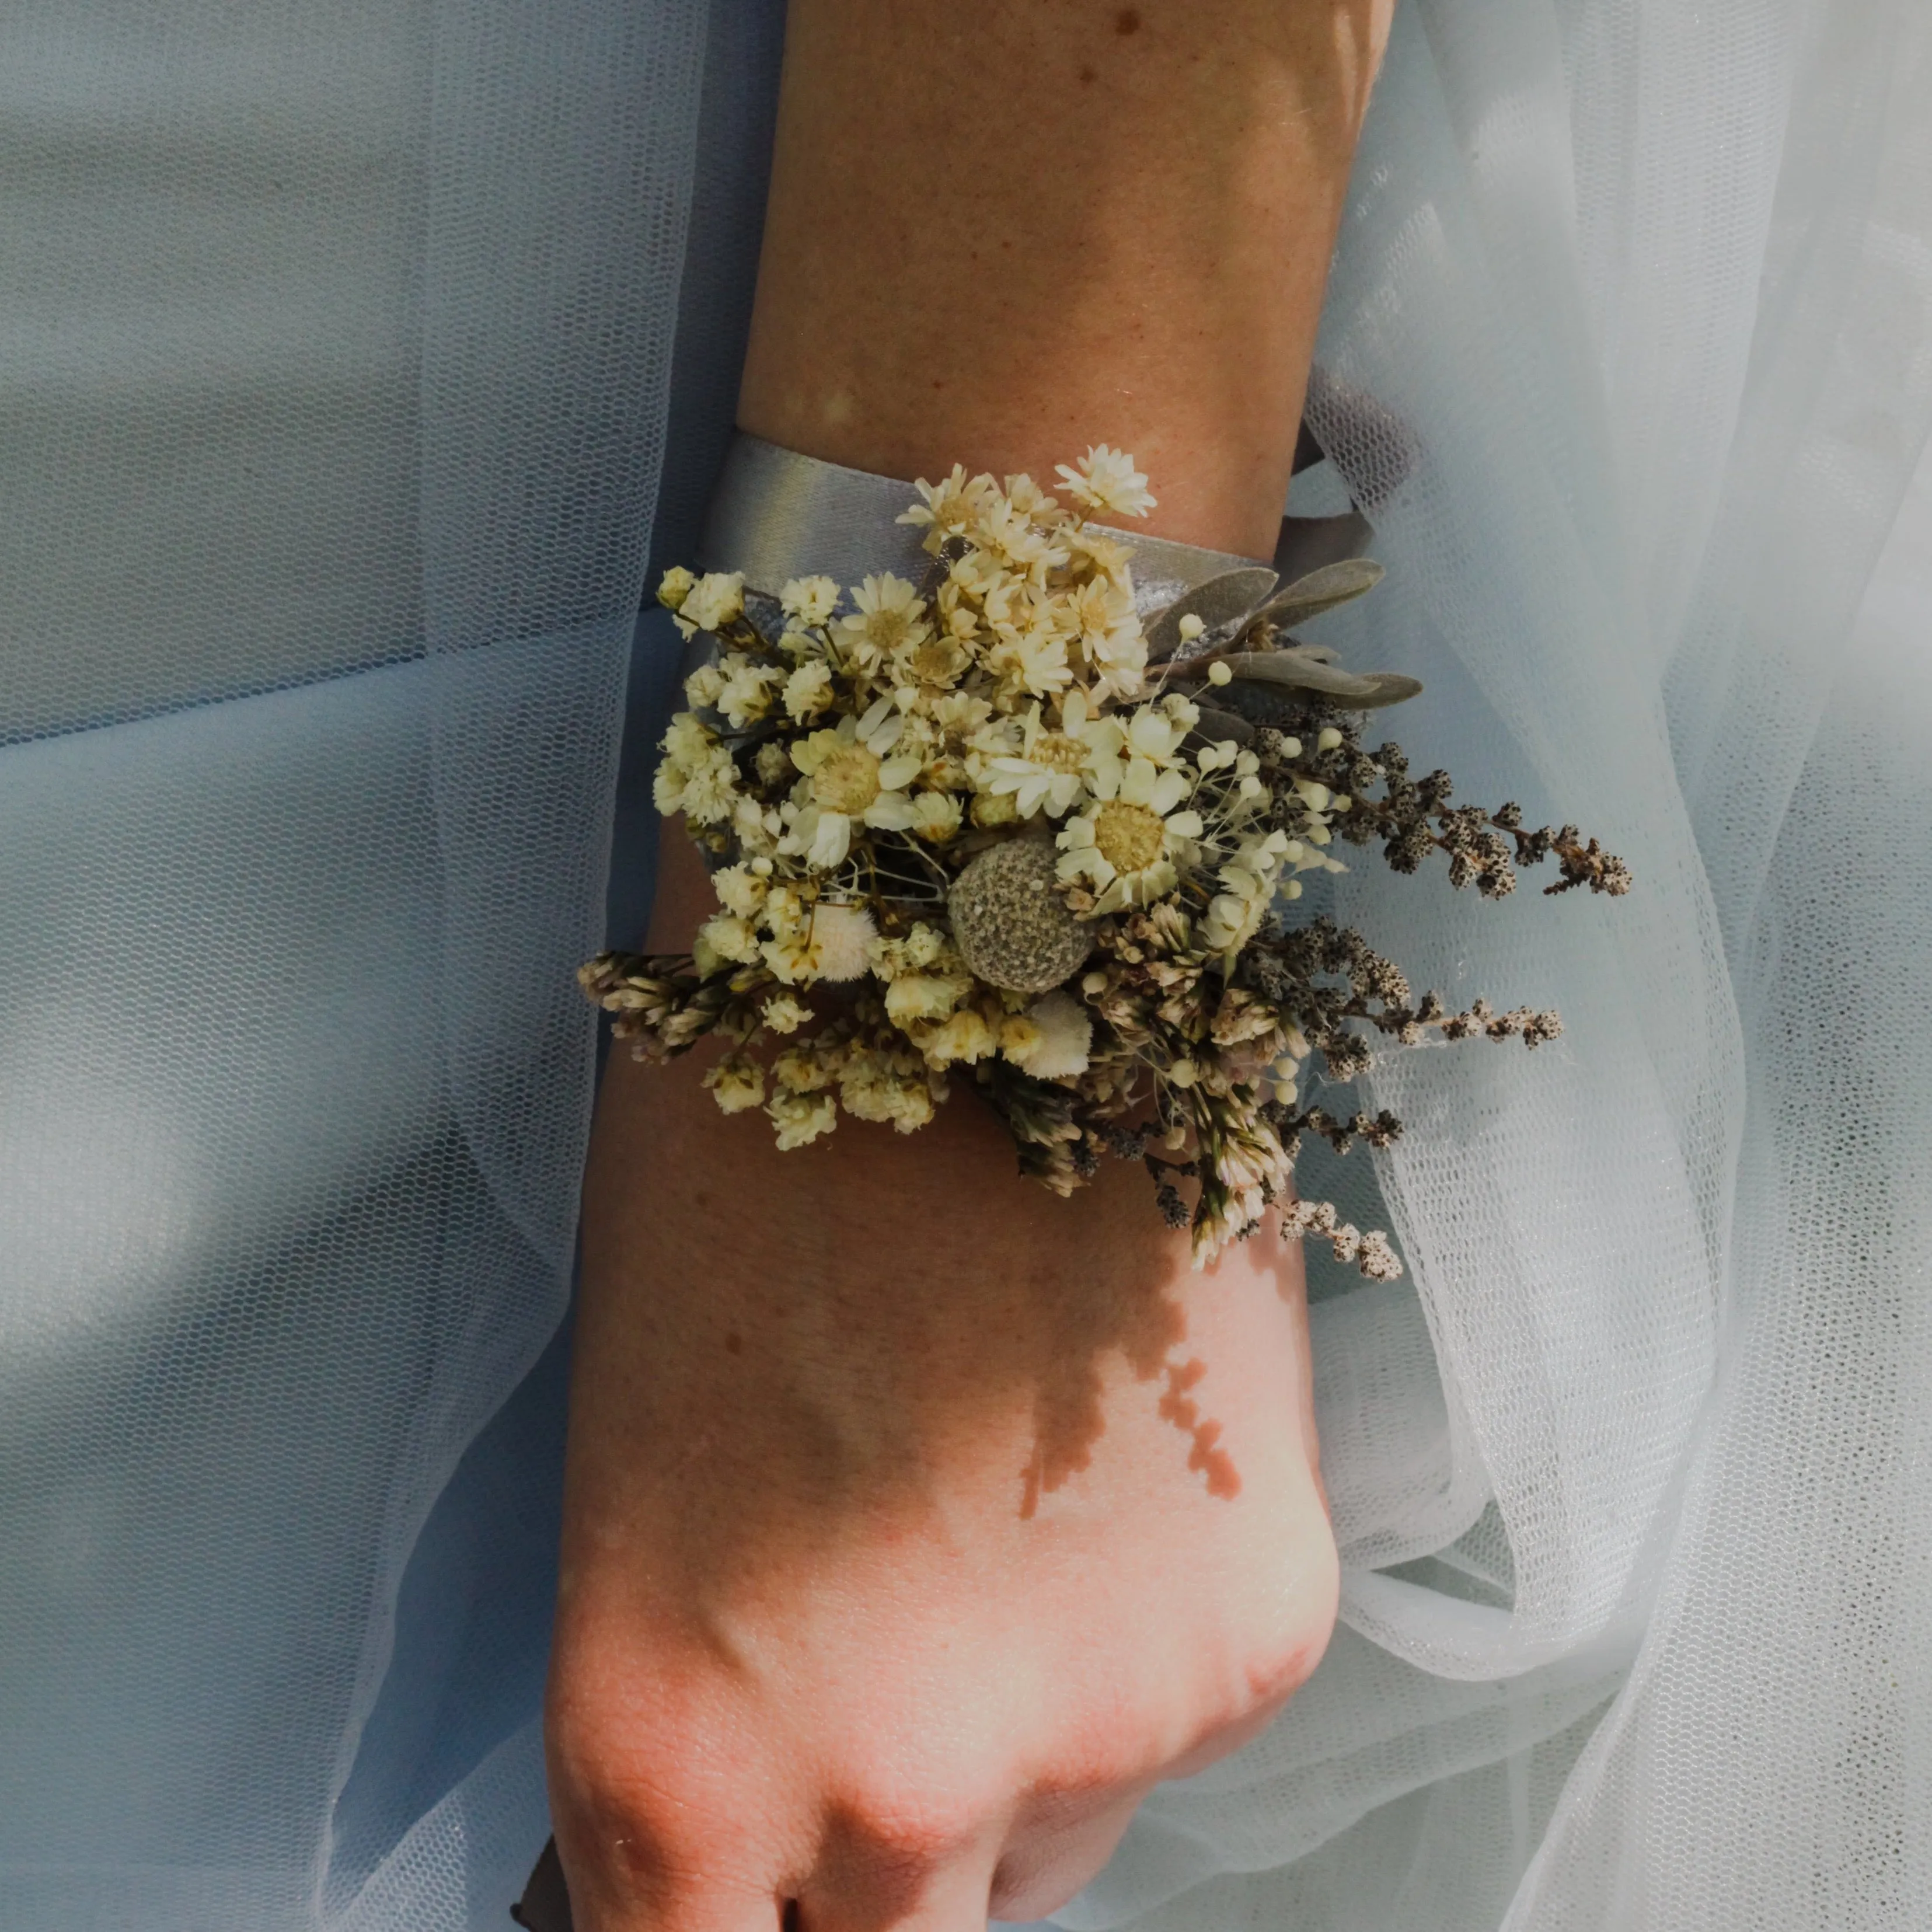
551,5 -> 1394,1927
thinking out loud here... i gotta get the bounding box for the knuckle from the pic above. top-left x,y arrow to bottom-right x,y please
830,1773 -> 992,1874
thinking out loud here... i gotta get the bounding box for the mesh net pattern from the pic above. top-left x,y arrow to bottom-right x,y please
0,0 -> 709,1926
4,1 -> 1932,1928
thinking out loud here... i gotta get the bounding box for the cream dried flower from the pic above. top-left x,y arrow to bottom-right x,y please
716,654 -> 783,729
981,692 -> 1114,819
1056,752 -> 1204,913
703,1053 -> 766,1114
786,699 -> 925,870
897,463 -> 996,550
906,790 -> 964,843
713,864 -> 767,920
919,1006 -> 997,1067
780,575 -> 841,626
693,912 -> 760,973
678,570 -> 745,636
890,630 -> 972,698
838,1044 -> 935,1133
768,1087 -> 836,1149
982,623 -> 1073,706
1055,445 -> 1156,521
761,992 -> 811,1034
836,573 -> 931,671
783,660 -> 836,723
682,660 -> 725,708
808,902 -> 878,982
654,713 -> 738,825
883,965 -> 973,1028
1001,990 -> 1092,1080
1201,829 -> 1292,953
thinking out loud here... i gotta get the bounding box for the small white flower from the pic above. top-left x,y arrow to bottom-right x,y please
768,1087 -> 837,1149
761,992 -> 811,1034
836,573 -> 931,671
1201,830 -> 1292,952
716,654 -> 782,728
918,1007 -> 997,1068
678,570 -> 745,634
682,661 -> 724,708
982,692 -> 1115,818
906,790 -> 963,843
783,660 -> 836,723
693,912 -> 761,972
654,712 -> 738,825
808,902 -> 878,982
784,699 -> 925,871
1055,445 -> 1156,521
898,464 -> 998,546
780,575 -> 841,626
1000,991 -> 1092,1080
713,863 -> 767,920
1056,752 -> 1203,913
702,1053 -> 766,1114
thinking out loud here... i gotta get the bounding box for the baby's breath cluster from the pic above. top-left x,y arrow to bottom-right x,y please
580,449 -> 1628,1269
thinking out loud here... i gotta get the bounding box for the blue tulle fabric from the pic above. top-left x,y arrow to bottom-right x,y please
3,3 -> 1930,1929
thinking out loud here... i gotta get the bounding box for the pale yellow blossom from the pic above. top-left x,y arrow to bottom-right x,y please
768,1087 -> 836,1149
678,570 -> 745,635
760,991 -> 811,1034
836,573 -> 930,672
1054,445 -> 1156,520
783,660 -> 836,723
702,1053 -> 766,1114
780,575 -> 841,626
918,1006 -> 997,1067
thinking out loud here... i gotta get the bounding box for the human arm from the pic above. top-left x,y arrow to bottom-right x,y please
548,6 -> 1393,1928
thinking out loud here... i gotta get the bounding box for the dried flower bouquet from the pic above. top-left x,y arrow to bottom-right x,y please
580,449 -> 1629,1270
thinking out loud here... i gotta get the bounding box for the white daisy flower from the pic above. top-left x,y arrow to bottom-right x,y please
981,692 -> 1118,818
890,629 -> 972,699
1069,574 -> 1147,699
836,573 -> 931,672
970,490 -> 1069,577
785,696 -> 924,870
1056,752 -> 1204,912
897,464 -> 996,549
1054,445 -> 1156,521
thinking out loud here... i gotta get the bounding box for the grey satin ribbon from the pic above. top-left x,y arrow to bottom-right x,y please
698,432 -> 1277,615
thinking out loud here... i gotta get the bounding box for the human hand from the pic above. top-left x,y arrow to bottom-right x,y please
545,848 -> 1337,1932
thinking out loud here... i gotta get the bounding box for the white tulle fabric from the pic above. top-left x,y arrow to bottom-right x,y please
2,2 -> 1929,1929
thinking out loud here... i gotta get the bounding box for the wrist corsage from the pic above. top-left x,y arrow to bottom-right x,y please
581,447 -> 1628,1271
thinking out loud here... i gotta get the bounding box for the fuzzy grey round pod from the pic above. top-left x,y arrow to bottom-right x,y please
947,837 -> 1093,993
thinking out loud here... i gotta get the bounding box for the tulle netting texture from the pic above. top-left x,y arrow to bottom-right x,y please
2,2 -> 1928,1928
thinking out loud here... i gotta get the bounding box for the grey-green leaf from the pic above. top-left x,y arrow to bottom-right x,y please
1250,557 -> 1385,630
1144,567 -> 1281,662
1215,648 -> 1422,708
